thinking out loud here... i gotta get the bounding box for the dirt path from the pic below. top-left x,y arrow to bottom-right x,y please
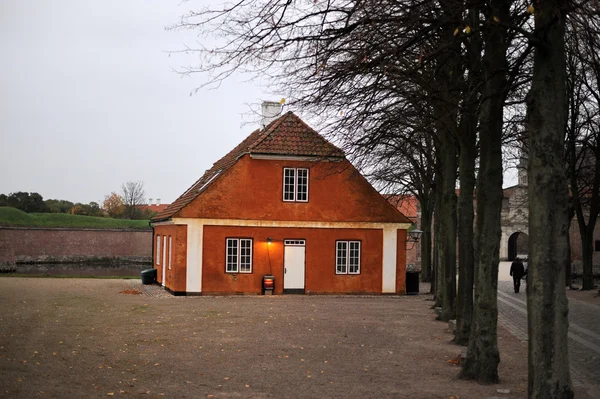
1,277 -> 531,398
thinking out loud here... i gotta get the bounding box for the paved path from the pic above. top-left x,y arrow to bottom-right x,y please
497,262 -> 600,396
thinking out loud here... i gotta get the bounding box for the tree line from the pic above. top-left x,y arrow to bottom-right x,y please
0,181 -> 155,220
173,0 -> 598,396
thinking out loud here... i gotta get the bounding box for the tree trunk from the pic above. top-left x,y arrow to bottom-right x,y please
432,170 -> 443,301
454,6 -> 480,346
581,227 -> 595,290
438,137 -> 458,322
455,134 -> 476,344
566,207 -> 574,287
420,200 -> 434,283
433,190 -> 442,303
432,0 -> 461,320
460,0 -> 508,383
526,0 -> 573,396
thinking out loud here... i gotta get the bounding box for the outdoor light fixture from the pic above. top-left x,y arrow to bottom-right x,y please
406,228 -> 423,250
408,229 -> 423,242
267,237 -> 272,245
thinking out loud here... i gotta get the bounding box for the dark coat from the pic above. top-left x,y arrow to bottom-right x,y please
510,260 -> 525,279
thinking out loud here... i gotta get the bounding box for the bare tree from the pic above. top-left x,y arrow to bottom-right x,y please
565,13 -> 600,291
170,0 -> 583,388
121,181 -> 146,220
525,0 -> 573,396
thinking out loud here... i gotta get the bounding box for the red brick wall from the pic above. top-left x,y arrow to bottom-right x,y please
0,227 -> 151,263
201,225 -> 385,294
396,229 -> 408,294
153,225 -> 187,292
177,155 -> 408,223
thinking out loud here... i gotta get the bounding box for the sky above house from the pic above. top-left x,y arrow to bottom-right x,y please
0,0 -> 272,205
0,1 -> 518,206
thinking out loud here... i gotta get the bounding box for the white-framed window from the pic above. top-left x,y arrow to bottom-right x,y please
168,236 -> 172,270
156,235 -> 161,266
162,236 -> 167,269
336,240 -> 361,274
283,168 -> 309,202
226,238 -> 253,273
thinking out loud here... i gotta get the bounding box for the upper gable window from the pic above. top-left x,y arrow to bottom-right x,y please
283,168 -> 309,202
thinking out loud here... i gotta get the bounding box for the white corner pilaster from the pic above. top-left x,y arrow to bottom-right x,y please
185,220 -> 203,293
382,227 -> 398,293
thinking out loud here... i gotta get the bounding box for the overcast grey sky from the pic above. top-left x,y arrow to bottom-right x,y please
0,0 -> 270,204
1,1 -> 519,206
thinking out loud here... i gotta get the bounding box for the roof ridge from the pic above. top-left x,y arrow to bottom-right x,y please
247,111 -> 291,152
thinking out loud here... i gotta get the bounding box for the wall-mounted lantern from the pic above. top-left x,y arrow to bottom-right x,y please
406,228 -> 423,250
262,275 -> 275,295
267,237 -> 272,245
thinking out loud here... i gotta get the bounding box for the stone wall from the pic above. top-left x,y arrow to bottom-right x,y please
0,227 -> 152,268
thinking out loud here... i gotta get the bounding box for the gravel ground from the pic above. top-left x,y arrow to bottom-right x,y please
0,277 -> 532,399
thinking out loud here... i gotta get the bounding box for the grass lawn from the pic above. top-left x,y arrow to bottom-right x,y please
0,207 -> 150,229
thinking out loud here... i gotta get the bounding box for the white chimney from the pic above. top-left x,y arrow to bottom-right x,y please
261,101 -> 282,128
148,198 -> 153,205
157,198 -> 161,205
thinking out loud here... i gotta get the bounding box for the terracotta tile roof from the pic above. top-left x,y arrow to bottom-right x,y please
384,194 -> 418,222
152,112 -> 344,222
249,112 -> 345,157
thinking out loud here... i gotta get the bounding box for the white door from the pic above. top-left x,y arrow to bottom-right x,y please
284,240 -> 306,291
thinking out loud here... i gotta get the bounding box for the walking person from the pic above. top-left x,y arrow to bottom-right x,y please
510,257 -> 526,293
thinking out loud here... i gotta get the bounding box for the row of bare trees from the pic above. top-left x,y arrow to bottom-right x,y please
172,0 -> 599,396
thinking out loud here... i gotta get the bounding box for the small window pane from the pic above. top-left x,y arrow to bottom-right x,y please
296,169 -> 308,201
240,239 -> 253,273
284,168 -> 295,201
156,236 -> 161,265
168,236 -> 172,270
336,241 -> 348,274
349,241 -> 360,274
226,239 -> 238,272
162,237 -> 167,268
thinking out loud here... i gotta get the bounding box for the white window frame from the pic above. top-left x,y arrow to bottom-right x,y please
226,238 -> 253,273
283,167 -> 309,202
156,235 -> 161,266
168,236 -> 172,270
335,240 -> 361,275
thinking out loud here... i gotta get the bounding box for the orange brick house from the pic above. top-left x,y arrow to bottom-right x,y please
150,111 -> 413,295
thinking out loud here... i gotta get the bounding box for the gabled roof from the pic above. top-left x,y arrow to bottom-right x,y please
152,112 -> 345,222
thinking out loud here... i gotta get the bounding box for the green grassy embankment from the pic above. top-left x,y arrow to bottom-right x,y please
0,207 -> 150,229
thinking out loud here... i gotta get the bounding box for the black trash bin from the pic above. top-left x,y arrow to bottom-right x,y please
141,268 -> 157,285
406,271 -> 420,295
